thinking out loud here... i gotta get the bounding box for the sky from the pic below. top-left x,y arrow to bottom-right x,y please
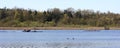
0,0 -> 120,13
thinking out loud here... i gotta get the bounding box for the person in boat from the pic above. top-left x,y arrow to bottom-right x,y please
23,28 -> 31,32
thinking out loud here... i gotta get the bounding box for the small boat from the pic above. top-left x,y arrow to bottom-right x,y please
23,29 -> 31,32
23,29 -> 43,32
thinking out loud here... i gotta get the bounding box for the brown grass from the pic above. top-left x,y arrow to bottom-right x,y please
0,27 -> 120,30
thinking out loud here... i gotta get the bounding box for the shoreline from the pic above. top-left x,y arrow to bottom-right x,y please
0,27 -> 120,30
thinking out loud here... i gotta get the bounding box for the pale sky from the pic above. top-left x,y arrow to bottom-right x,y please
0,0 -> 120,13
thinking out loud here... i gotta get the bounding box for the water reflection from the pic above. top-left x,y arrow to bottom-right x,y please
0,30 -> 120,48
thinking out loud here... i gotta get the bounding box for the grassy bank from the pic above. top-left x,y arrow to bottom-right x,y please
0,27 -> 120,30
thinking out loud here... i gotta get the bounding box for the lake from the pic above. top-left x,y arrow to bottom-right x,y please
0,30 -> 120,48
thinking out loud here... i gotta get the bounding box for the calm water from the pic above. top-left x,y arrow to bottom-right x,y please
0,30 -> 120,48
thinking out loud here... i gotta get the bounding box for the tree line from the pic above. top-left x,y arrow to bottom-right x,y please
0,7 -> 120,27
